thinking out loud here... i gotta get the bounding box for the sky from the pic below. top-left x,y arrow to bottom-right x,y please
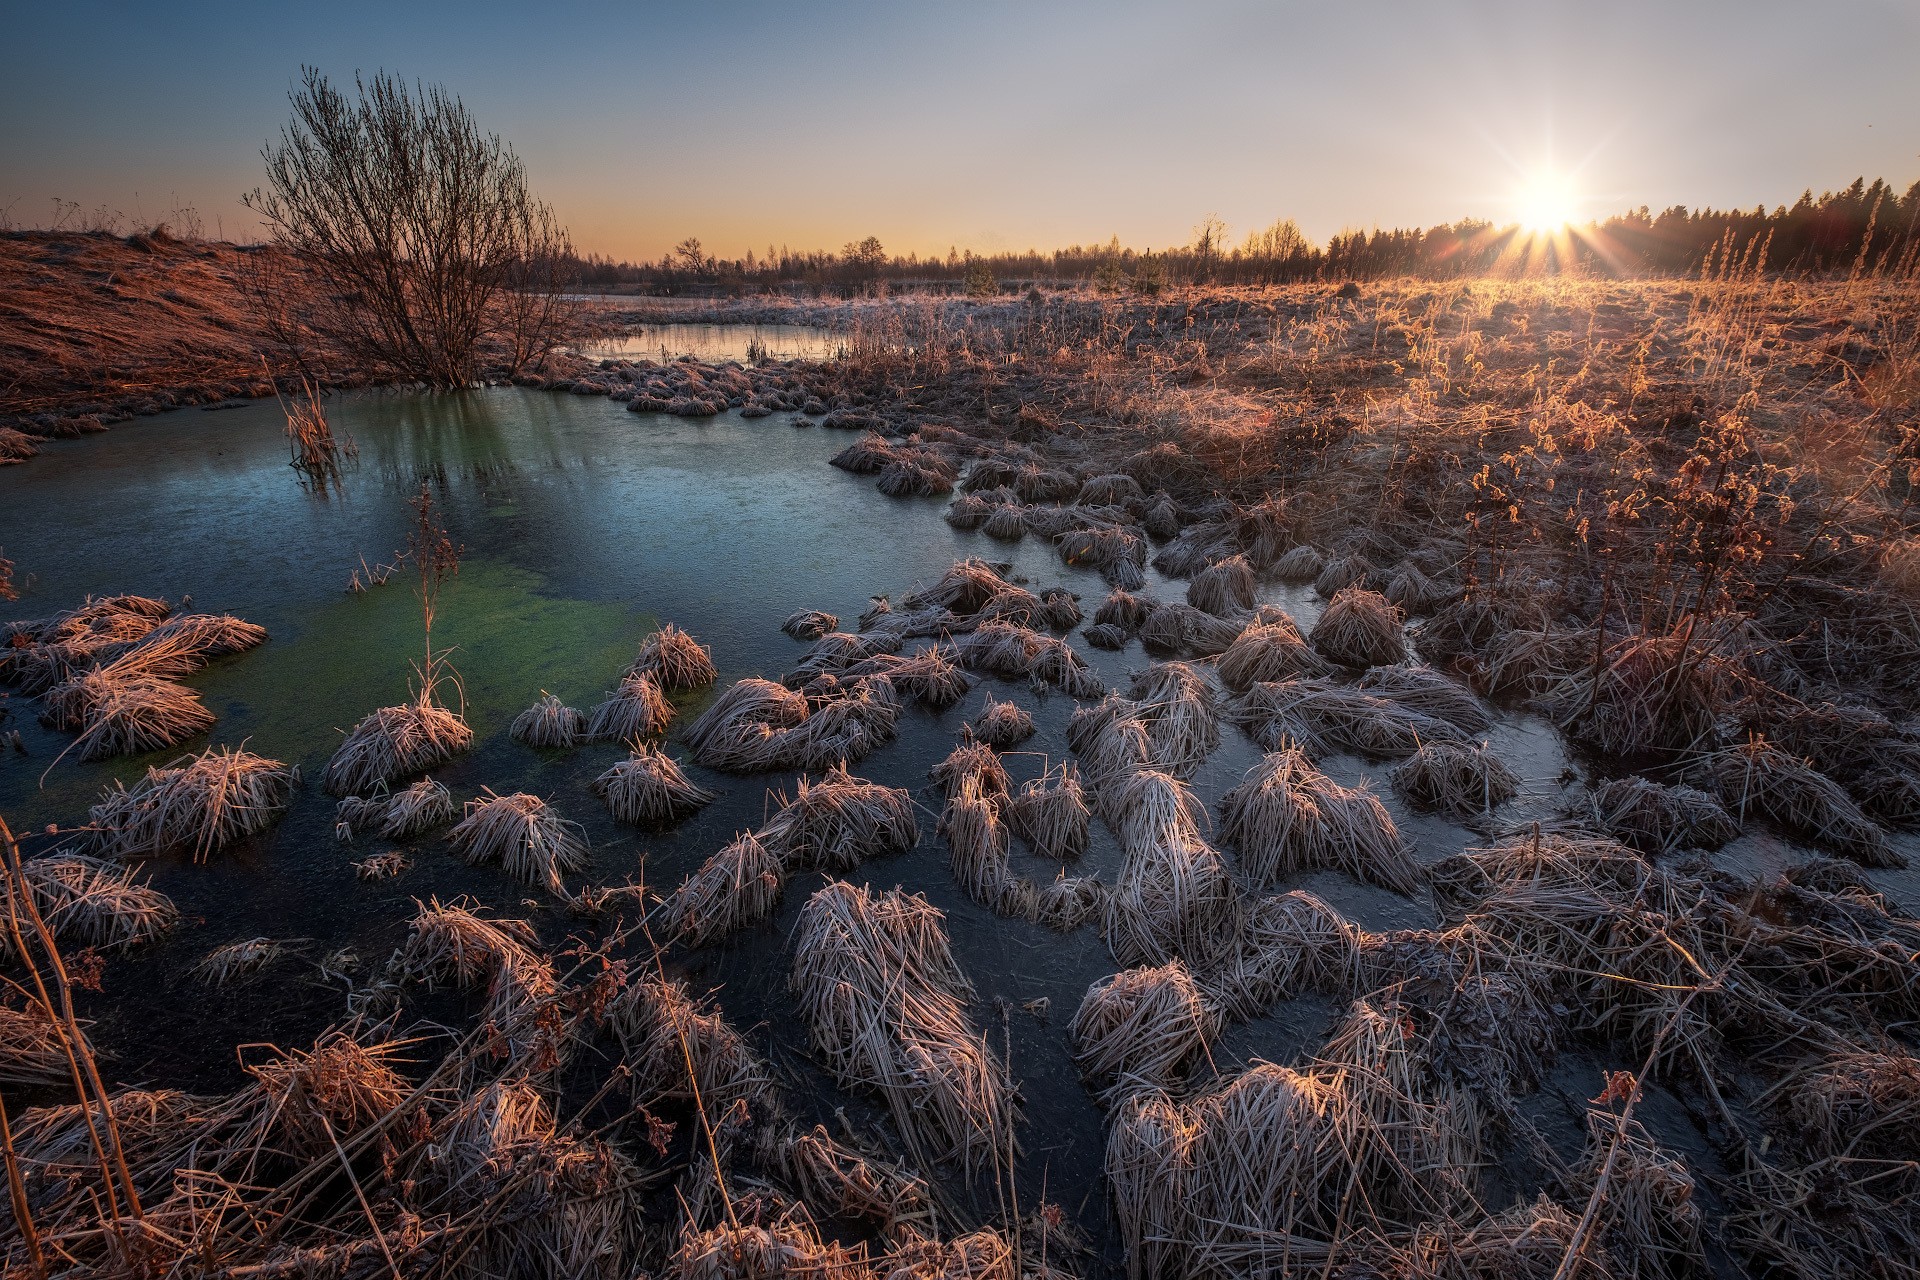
3,0 -> 1917,262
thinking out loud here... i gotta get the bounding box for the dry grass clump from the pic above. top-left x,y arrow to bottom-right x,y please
1783,1048 -> 1920,1164
691,674 -> 900,771
981,503 -> 1026,541
324,693 -> 472,795
1271,543 -> 1325,583
334,776 -> 454,841
1235,678 -> 1465,757
1082,620 -> 1129,650
1354,663 -> 1492,733
1589,776 -> 1739,855
235,1029 -> 409,1157
1067,694 -> 1157,795
830,430 -> 898,474
2,594 -> 170,690
782,608 -> 839,640
945,492 -> 993,529
193,935 -> 293,984
394,896 -> 557,1033
1127,662 -> 1222,778
1187,554 -> 1256,617
970,695 -> 1035,747
667,1214 -> 871,1280
1095,589 -> 1154,633
932,738 -> 1009,797
608,977 -> 772,1113
1138,602 -> 1245,657
1069,961 -> 1218,1099
0,1004 -> 77,1087
661,831 -> 784,947
64,672 -> 216,760
1383,561 -> 1455,615
939,773 -> 1022,912
792,881 -> 1017,1172
957,622 -> 1104,697
765,1121 -> 931,1227
1006,762 -> 1091,858
1215,616 -> 1324,691
87,746 -> 296,860
1105,822 -> 1242,970
594,744 -> 714,827
1057,524 -> 1149,588
0,853 -> 178,957
882,645 -> 974,709
1217,889 -> 1367,1016
629,621 -> 717,690
510,690 -> 585,748
1543,629 -> 1751,758
1309,586 -> 1407,668
448,789 -> 592,894
353,849 -> 409,879
1696,738 -> 1895,866
1314,551 -> 1380,598
584,671 -> 673,745
764,765 -> 919,871
1220,748 -> 1420,893
1039,585 -> 1083,631
1390,740 -> 1519,817
1107,1000 -> 1480,1277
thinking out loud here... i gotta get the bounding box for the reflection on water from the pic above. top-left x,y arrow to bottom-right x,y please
573,321 -> 842,364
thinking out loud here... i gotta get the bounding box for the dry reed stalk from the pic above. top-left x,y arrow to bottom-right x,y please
1069,961 -> 1218,1099
1390,740 -> 1520,817
1354,662 -> 1493,733
1186,554 -> 1256,617
510,691 -> 585,749
323,694 -> 472,796
1214,617 -> 1325,691
593,744 -> 714,828
0,853 -> 178,958
791,881 -> 1017,1173
762,765 -> 918,871
1219,749 -> 1420,893
782,609 -> 840,640
1234,679 -> 1465,757
192,936 -> 293,985
1696,739 -> 1895,865
1005,762 -> 1091,859
87,746 -> 296,860
1588,776 -> 1738,855
629,622 -> 717,690
1309,586 -> 1407,668
333,776 -> 455,842
661,831 -> 785,947
447,789 -> 591,894
970,696 -> 1034,748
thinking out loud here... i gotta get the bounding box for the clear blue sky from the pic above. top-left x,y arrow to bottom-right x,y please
3,0 -> 1916,260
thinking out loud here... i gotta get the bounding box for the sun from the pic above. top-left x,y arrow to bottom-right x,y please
1514,170 -> 1580,234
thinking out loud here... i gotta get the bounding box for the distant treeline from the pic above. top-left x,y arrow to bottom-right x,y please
573,176 -> 1920,294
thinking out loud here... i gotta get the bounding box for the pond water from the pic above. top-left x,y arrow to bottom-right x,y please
3,388 -> 1902,1268
571,322 -> 841,364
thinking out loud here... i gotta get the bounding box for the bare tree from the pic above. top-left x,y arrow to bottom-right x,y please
244,67 -> 574,387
